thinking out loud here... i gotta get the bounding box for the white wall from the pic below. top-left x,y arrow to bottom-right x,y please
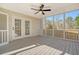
31,19 -> 42,36
0,7 -> 42,41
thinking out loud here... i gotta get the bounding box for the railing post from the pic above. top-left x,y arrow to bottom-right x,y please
2,31 -> 3,43
0,30 -> 8,45
6,30 -> 8,42
64,13 -> 65,40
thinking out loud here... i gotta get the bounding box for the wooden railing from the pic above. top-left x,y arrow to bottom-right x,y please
0,30 -> 8,44
65,30 -> 78,40
43,29 -> 53,36
43,29 -> 79,40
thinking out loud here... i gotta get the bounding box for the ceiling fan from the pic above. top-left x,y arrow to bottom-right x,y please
31,4 -> 51,15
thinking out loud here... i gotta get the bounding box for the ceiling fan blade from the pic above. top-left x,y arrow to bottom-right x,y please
42,11 -> 45,15
31,8 -> 38,11
43,9 -> 51,11
35,11 -> 40,14
40,4 -> 44,9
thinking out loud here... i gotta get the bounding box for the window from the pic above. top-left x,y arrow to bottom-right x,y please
15,19 -> 21,37
54,14 -> 64,38
25,21 -> 30,35
54,14 -> 64,29
45,16 -> 53,36
45,16 -> 53,29
65,10 -> 79,29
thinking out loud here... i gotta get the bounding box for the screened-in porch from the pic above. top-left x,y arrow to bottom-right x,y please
0,3 -> 79,55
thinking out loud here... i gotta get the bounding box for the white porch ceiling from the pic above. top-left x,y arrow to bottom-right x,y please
0,3 -> 78,19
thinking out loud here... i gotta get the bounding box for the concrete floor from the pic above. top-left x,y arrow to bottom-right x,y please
0,36 -> 79,55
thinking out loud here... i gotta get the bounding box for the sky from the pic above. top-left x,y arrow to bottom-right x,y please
66,9 -> 79,20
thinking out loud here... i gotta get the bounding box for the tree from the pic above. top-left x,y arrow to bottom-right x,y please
57,19 -> 63,29
75,15 -> 79,26
47,23 -> 53,29
65,16 -> 73,29
46,20 -> 53,29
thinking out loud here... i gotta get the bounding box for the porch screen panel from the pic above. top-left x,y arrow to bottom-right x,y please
0,13 -> 7,30
54,14 -> 64,38
65,10 -> 79,40
25,21 -> 30,35
15,19 -> 21,37
45,16 -> 53,36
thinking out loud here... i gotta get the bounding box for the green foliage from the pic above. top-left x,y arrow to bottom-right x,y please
67,16 -> 73,21
75,15 -> 79,26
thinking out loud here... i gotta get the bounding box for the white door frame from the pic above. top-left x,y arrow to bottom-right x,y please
12,16 -> 23,40
23,19 -> 31,37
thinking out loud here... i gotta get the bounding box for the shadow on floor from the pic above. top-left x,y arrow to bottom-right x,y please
0,36 -> 79,55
